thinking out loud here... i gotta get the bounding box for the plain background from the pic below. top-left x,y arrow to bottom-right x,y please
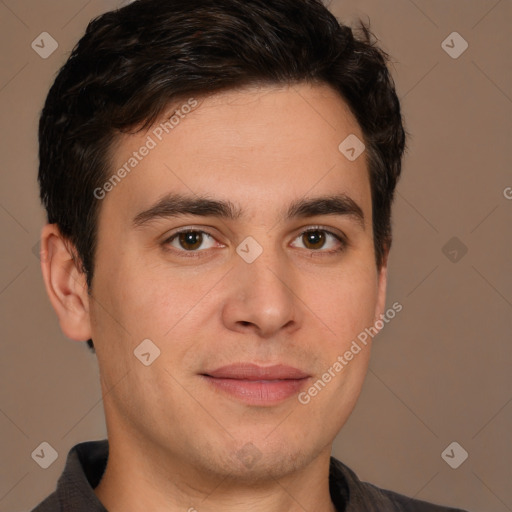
0,0 -> 510,511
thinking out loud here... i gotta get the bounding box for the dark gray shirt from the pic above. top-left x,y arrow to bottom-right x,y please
32,440 -> 468,511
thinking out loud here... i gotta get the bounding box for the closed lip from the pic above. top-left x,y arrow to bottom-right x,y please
202,363 -> 310,380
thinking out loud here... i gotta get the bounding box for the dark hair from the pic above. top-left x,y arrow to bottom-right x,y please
38,0 -> 406,351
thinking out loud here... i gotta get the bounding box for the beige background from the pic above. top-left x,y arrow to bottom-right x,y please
0,0 -> 510,511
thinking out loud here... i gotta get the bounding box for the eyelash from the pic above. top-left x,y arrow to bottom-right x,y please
162,226 -> 347,256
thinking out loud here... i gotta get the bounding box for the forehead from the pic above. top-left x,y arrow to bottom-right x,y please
101,83 -> 370,220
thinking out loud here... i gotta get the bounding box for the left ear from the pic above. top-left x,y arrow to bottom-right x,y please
374,250 -> 389,325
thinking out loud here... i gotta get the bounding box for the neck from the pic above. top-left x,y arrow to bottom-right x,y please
94,435 -> 337,512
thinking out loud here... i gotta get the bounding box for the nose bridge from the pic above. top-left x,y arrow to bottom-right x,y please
244,253 -> 289,299
223,238 -> 299,337
240,240 -> 294,305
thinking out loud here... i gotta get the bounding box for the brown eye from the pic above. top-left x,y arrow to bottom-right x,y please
178,231 -> 203,250
290,228 -> 345,253
302,230 -> 326,250
164,229 -> 221,254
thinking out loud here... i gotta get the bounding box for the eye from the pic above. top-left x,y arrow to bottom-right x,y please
165,230 -> 220,251
290,228 -> 345,252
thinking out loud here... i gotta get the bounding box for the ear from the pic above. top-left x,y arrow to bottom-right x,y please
40,224 -> 92,341
374,249 -> 389,325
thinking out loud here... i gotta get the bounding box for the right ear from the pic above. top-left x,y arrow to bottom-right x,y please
39,224 -> 92,342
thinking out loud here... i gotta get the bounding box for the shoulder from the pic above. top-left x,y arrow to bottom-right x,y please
30,440 -> 109,512
330,457 -> 469,512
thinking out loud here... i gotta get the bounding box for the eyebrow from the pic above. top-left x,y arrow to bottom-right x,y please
132,193 -> 365,229
286,195 -> 365,229
133,194 -> 242,226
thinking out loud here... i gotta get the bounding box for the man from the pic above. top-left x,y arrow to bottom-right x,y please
33,0 -> 468,510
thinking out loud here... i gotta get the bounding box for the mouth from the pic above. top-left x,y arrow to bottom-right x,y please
201,363 -> 311,405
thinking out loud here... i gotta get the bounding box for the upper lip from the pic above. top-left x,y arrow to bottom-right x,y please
203,363 -> 310,380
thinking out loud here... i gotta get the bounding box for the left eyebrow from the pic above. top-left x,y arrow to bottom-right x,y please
285,195 -> 365,229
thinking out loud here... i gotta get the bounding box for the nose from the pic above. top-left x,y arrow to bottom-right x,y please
221,249 -> 300,339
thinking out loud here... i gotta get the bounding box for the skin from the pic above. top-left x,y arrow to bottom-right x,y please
41,83 -> 388,512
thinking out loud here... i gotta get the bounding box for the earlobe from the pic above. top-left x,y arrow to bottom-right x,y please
40,224 -> 92,342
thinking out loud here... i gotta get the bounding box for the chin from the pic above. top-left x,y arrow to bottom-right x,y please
197,437 -> 320,484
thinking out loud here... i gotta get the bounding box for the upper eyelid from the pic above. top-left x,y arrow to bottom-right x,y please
293,225 -> 347,242
165,229 -> 219,246
164,226 -> 220,241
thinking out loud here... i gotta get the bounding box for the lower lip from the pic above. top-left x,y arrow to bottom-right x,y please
203,376 -> 309,405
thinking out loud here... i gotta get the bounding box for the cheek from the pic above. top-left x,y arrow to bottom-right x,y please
93,258 -> 223,343
305,263 -> 379,349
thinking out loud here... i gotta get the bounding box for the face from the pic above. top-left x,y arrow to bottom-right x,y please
87,84 -> 387,481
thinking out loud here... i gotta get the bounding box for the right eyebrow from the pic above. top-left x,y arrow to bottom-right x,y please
132,193 -> 242,227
